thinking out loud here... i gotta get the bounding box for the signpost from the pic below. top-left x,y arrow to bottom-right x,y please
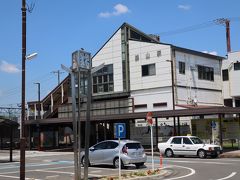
114,123 -> 126,180
146,112 -> 154,171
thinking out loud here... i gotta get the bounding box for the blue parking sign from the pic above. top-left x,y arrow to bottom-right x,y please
211,121 -> 216,129
114,123 -> 126,139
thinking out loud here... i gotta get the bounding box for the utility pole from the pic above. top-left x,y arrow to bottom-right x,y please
20,0 -> 26,179
52,70 -> 64,85
215,18 -> 231,53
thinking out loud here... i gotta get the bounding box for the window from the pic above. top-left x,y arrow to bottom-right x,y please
94,142 -> 107,150
134,104 -> 147,109
179,61 -> 185,74
234,62 -> 240,71
183,137 -> 193,145
222,69 -> 229,81
92,64 -> 114,94
198,65 -> 214,81
142,64 -> 156,76
171,137 -> 182,144
125,143 -> 143,149
153,102 -> 167,107
157,50 -> 162,57
135,54 -> 139,61
106,141 -> 118,149
146,52 -> 150,59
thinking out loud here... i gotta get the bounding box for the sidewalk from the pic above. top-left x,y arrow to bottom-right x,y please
0,150 -> 73,162
219,150 -> 240,158
145,149 -> 240,158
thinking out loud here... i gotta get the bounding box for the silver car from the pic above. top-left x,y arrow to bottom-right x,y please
80,140 -> 147,168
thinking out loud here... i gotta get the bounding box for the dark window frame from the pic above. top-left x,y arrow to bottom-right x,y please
171,137 -> 182,144
222,69 -> 229,81
142,63 -> 156,77
198,65 -> 214,81
153,102 -> 167,107
234,62 -> 240,71
179,61 -> 185,74
92,64 -> 114,94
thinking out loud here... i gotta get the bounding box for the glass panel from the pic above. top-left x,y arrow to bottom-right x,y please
149,64 -> 156,75
142,65 -> 149,76
98,76 -> 102,84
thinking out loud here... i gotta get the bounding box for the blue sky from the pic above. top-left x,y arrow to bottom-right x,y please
0,0 -> 240,107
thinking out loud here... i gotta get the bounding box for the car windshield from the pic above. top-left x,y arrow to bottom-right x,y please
190,137 -> 203,144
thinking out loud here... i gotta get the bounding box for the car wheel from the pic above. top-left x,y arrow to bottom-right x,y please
135,162 -> 144,169
165,149 -> 174,157
113,157 -> 124,169
81,156 -> 91,167
198,149 -> 206,158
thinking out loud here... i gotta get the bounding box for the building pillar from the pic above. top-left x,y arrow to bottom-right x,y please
96,123 -> 99,143
104,122 -> 107,140
177,117 -> 180,136
218,114 -> 223,147
173,117 -> 176,136
29,126 -> 32,150
155,118 -> 158,148
232,97 -> 236,107
10,126 -> 13,162
34,104 -> 37,120
61,84 -> 64,103
51,94 -> 53,112
41,103 -> 43,119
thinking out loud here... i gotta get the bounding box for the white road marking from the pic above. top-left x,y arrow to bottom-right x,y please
45,175 -> 59,179
0,174 -> 41,180
166,160 -> 233,165
0,165 -> 74,175
163,165 -> 196,180
216,172 -> 237,180
35,169 -> 74,175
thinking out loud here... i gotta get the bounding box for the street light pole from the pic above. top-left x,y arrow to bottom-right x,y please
20,0 -> 26,179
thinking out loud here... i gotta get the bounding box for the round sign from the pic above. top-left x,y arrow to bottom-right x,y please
146,112 -> 153,125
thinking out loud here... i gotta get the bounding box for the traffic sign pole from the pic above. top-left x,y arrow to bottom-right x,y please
150,125 -> 154,171
118,137 -> 121,180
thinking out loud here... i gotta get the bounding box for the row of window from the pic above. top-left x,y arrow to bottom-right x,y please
134,102 -> 167,109
222,62 -> 240,81
141,62 -> 215,81
92,64 -> 114,94
92,60 -> 237,94
135,50 -> 162,61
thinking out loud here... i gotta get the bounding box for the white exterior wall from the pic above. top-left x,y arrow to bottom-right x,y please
175,51 -> 223,106
222,51 -> 240,99
129,40 -> 172,90
92,29 -> 123,92
128,40 -> 173,112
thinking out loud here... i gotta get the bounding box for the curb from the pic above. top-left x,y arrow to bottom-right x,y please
100,169 -> 172,180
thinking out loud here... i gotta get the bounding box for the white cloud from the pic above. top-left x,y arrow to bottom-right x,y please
0,60 -> 20,73
98,4 -> 130,18
178,4 -> 191,10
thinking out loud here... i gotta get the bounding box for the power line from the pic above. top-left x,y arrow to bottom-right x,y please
157,17 -> 240,37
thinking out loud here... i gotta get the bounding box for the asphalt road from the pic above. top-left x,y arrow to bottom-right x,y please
0,151 -> 239,180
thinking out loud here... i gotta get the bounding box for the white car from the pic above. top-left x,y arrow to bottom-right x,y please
158,136 -> 222,158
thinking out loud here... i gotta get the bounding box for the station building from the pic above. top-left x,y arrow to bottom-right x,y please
26,23 -> 240,149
